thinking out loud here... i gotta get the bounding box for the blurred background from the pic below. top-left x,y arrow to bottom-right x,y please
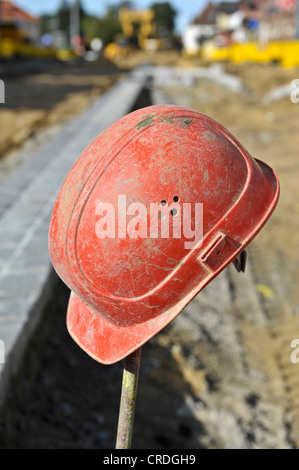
0,0 -> 299,449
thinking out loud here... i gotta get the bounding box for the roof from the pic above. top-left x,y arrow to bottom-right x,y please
192,2 -> 217,25
0,0 -> 39,24
192,1 -> 241,25
218,2 -> 241,14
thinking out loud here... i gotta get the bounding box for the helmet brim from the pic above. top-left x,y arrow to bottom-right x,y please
67,291 -> 185,364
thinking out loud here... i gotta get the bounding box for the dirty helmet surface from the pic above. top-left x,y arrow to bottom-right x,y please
48,104 -> 279,364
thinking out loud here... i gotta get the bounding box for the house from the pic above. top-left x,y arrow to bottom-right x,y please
216,2 -> 245,44
256,0 -> 296,41
182,1 -> 242,53
216,2 -> 243,31
0,0 -> 40,43
182,2 -> 217,54
237,0 -> 297,41
183,0 -> 297,54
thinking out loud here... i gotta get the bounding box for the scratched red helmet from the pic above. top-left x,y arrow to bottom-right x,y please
48,104 -> 279,364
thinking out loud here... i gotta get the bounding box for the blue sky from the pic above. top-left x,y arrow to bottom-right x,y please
13,0 -> 214,33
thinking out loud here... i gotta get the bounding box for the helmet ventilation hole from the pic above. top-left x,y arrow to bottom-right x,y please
159,198 -> 179,216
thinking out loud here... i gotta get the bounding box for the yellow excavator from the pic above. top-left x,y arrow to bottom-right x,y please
104,8 -> 164,62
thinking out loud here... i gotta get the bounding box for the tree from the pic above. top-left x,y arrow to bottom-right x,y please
40,0 -> 127,46
82,9 -> 122,45
56,0 -> 70,33
107,1 -> 134,16
82,2 -> 134,45
149,2 -> 176,36
81,15 -> 101,42
40,14 -> 54,36
96,12 -> 122,44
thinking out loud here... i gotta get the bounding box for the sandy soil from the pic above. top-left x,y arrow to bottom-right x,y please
0,57 -> 122,160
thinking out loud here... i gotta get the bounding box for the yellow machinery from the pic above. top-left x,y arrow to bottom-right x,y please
0,37 -> 76,61
119,7 -> 159,50
0,23 -> 28,41
104,8 -> 164,61
104,35 -> 135,62
202,40 -> 299,68
0,23 -> 76,61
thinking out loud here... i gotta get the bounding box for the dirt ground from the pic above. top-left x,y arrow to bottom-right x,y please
0,54 -> 299,449
0,57 -> 122,160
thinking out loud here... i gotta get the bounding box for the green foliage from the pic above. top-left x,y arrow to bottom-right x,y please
150,2 -> 176,36
81,15 -> 101,42
107,1 -> 133,16
96,13 -> 123,44
40,0 -> 127,45
56,0 -> 70,34
82,13 -> 122,44
40,14 -> 53,36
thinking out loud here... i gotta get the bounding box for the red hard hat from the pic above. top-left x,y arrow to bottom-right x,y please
48,104 -> 279,364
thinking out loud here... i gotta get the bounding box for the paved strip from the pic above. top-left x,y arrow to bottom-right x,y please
135,64 -> 245,93
0,70 -> 146,408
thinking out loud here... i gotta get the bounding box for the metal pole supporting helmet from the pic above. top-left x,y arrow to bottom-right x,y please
48,105 -> 279,364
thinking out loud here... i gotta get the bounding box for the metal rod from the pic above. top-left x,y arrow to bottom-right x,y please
116,348 -> 142,449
